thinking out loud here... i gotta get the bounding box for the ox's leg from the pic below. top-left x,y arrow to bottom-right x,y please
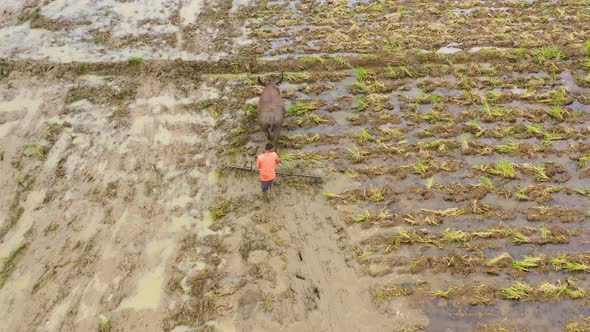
271,126 -> 281,153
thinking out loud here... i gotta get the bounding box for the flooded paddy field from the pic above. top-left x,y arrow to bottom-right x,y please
1,0 -> 590,331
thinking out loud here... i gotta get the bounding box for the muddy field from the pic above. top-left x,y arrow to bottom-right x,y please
1,0 -> 590,331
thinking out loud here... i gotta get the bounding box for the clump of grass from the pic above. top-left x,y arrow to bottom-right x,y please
322,192 -> 343,199
481,159 -> 516,178
128,55 -> 143,64
346,145 -> 368,164
355,67 -> 371,81
440,229 -> 470,243
495,160 -> 517,178
512,255 -> 544,272
533,45 -> 564,63
368,187 -> 385,202
524,124 -> 543,137
514,187 -> 529,200
577,156 -> 590,168
546,106 -> 567,120
295,113 -> 326,125
346,113 -> 360,122
353,209 -> 393,223
432,286 -> 457,298
539,280 -> 585,299
301,55 -> 324,66
500,281 -> 533,300
283,71 -> 310,82
512,231 -> 530,244
334,56 -> 352,69
210,199 -> 230,221
460,133 -> 469,150
550,256 -> 590,272
372,284 -> 412,301
288,100 -> 322,115
413,158 -> 430,175
24,141 -> 45,159
425,175 -> 435,190
480,176 -> 494,189
518,163 -> 549,181
486,252 -> 513,267
0,243 -> 28,288
98,314 -> 112,332
495,141 -> 520,154
352,128 -> 374,144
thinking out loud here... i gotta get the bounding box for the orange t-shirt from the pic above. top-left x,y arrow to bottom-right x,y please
256,151 -> 280,181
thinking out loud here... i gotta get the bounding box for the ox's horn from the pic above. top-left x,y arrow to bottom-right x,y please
276,71 -> 284,85
257,76 -> 264,86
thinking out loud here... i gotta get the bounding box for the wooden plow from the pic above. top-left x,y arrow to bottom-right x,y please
224,162 -> 323,184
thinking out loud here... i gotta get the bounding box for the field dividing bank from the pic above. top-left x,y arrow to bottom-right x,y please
1,0 -> 590,331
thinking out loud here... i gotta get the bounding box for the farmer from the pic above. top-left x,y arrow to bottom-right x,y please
256,143 -> 280,201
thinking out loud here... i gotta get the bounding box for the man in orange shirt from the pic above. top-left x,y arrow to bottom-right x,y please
256,143 -> 281,201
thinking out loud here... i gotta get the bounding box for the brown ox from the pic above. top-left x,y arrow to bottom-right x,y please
256,72 -> 285,150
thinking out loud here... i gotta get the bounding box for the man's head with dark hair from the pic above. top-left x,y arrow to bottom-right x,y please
265,143 -> 274,151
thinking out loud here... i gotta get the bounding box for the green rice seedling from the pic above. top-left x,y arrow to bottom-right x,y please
241,103 -> 257,117
425,176 -> 435,190
346,145 -> 368,163
422,207 -> 465,217
15,170 -> 25,184
98,314 -> 111,332
128,56 -> 143,64
24,141 -> 45,158
296,113 -> 326,125
512,231 -> 530,244
355,67 -> 370,81
334,56 -> 352,69
283,71 -> 310,81
500,281 -> 533,300
0,243 -> 28,288
210,199 -> 230,221
518,163 -> 549,181
352,128 -> 374,144
514,188 -> 529,200
346,113 -> 361,122
353,96 -> 369,111
406,257 -> 426,273
550,256 -> 590,272
538,281 -> 568,298
288,100 -> 322,115
539,280 -> 585,299
542,132 -> 564,141
353,209 -> 392,223
564,279 -> 586,299
460,133 -> 469,150
480,176 -> 494,189
495,141 -> 520,154
490,159 -> 516,178
486,252 -> 513,267
585,40 -> 590,56
525,123 -> 543,135
322,192 -> 343,199
301,55 -> 324,66
368,187 -> 385,202
533,45 -> 564,63
372,285 -> 412,301
467,117 -> 484,136
512,255 -> 544,272
440,229 -> 470,243
432,286 -> 457,298
345,169 -> 359,178
577,156 -> 590,168
413,158 -> 430,175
